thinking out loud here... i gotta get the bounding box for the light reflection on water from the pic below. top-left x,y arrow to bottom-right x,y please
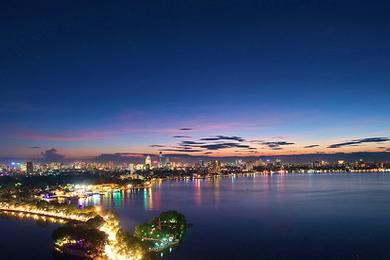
3,174 -> 390,259
78,173 -> 390,213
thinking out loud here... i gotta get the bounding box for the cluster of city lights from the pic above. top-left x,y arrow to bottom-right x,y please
0,203 -> 90,222
0,203 -> 143,260
0,210 -> 66,224
98,211 -> 143,260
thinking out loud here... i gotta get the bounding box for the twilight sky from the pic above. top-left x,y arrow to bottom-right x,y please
1,1 -> 390,160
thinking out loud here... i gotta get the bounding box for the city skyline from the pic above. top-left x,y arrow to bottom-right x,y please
2,1 -> 390,160
2,2 -> 390,260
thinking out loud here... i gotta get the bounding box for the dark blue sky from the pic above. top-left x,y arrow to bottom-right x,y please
1,0 -> 390,159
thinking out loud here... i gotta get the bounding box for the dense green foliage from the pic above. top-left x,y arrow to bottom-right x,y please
53,225 -> 107,245
117,229 -> 149,254
52,219 -> 108,258
133,211 -> 187,252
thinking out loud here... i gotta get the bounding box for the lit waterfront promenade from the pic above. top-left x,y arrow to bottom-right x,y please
0,202 -> 143,260
0,202 -> 90,222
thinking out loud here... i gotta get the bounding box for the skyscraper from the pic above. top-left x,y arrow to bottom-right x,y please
158,152 -> 164,168
209,160 -> 221,174
158,152 -> 169,169
145,155 -> 152,170
26,161 -> 33,173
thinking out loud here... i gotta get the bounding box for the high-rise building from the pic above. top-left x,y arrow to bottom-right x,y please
164,156 -> 169,167
158,152 -> 170,169
199,160 -> 205,167
26,161 -> 33,173
208,160 -> 221,174
158,152 -> 164,168
145,155 -> 152,170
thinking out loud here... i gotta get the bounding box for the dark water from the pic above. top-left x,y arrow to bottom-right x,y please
0,218 -> 59,259
2,173 -> 390,259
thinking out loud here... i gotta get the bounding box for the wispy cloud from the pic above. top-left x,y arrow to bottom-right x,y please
200,143 -> 250,150
235,149 -> 257,153
179,128 -> 194,131
173,135 -> 192,138
200,135 -> 245,142
304,144 -> 319,148
249,139 -> 264,143
179,141 -> 206,145
160,148 -> 202,153
261,141 -> 295,149
328,137 -> 389,148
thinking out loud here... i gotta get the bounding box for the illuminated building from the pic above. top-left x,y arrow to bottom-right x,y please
145,155 -> 152,170
337,160 -> 345,165
73,162 -> 83,170
208,160 -> 221,174
255,159 -> 265,167
274,159 -> 282,167
158,152 -> 169,169
236,159 -> 243,166
199,160 -> 205,167
135,164 -> 144,171
19,162 -> 27,172
158,152 -> 164,168
245,161 -> 255,171
313,160 -> 328,168
164,156 -> 169,167
356,159 -> 366,168
128,163 -> 135,173
49,162 -> 61,170
26,161 -> 33,173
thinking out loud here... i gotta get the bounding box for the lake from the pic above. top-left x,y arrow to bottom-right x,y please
2,173 -> 390,259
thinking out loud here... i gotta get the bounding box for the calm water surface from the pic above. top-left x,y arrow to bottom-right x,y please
2,173 -> 390,259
